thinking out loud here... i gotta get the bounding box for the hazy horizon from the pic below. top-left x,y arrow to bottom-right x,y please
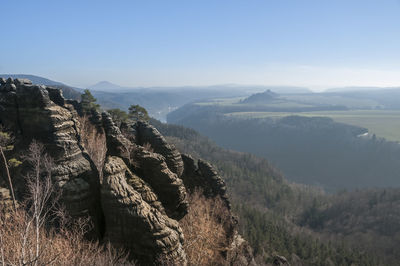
2,0 -> 400,90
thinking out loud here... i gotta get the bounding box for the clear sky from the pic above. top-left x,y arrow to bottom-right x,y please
1,0 -> 400,90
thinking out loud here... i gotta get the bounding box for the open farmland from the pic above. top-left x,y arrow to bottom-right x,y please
225,110 -> 400,142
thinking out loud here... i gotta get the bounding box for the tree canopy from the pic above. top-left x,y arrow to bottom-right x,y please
80,89 -> 100,113
107,108 -> 129,126
128,104 -> 149,121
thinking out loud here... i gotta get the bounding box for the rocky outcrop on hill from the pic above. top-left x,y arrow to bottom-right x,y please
0,77 -> 103,236
0,78 -> 255,265
102,156 -> 186,264
135,121 -> 184,177
101,113 -> 188,220
181,154 -> 230,209
228,234 -> 258,266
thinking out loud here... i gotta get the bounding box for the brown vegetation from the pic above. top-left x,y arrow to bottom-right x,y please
78,115 -> 107,175
0,141 -> 130,265
0,209 -> 130,265
180,190 -> 230,266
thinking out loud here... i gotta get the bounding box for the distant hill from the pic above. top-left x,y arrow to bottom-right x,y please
254,86 -> 311,94
0,74 -> 81,100
326,86 -> 400,92
88,81 -> 124,91
88,84 -> 284,121
240,90 -> 279,104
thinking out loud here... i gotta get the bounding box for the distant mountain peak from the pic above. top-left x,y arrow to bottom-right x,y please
88,81 -> 123,91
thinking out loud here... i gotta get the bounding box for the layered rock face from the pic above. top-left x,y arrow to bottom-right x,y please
102,156 -> 186,264
0,77 -> 103,236
0,78 -> 255,265
181,154 -> 230,209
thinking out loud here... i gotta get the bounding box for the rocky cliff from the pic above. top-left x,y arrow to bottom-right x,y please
0,78 -> 255,265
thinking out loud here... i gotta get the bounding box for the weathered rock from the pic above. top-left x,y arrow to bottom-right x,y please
102,112 -> 132,160
136,121 -> 184,177
101,112 -> 189,220
181,154 -> 230,209
102,156 -> 186,265
14,78 -> 32,86
102,111 -> 188,217
0,80 -> 103,236
134,147 -> 188,220
272,255 -> 290,266
227,233 -> 257,266
46,86 -> 65,106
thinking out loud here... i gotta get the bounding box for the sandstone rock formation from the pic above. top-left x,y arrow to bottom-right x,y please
102,112 -> 188,220
135,121 -> 184,177
0,78 -> 103,236
102,156 -> 186,264
0,78 -> 255,265
181,154 -> 230,209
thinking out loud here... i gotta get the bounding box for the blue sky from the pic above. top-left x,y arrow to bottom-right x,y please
1,0 -> 400,90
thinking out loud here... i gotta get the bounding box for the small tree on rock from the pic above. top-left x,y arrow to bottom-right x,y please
107,108 -> 129,126
128,104 -> 149,122
81,89 -> 100,113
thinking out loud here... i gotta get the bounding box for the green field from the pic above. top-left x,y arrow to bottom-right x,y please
225,110 -> 400,142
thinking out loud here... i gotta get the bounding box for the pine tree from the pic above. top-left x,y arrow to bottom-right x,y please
128,104 -> 149,121
80,89 -> 100,113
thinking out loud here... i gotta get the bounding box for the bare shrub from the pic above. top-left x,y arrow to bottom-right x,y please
0,208 -> 131,265
78,115 -> 107,175
0,140 -> 131,265
20,140 -> 56,265
180,190 -> 230,265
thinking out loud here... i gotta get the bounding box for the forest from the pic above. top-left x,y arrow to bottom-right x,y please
152,119 -> 400,265
167,110 -> 400,191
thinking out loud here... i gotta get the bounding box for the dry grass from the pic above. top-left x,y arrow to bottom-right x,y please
78,115 -> 107,176
0,140 -> 131,265
180,190 -> 230,266
0,208 -> 131,265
